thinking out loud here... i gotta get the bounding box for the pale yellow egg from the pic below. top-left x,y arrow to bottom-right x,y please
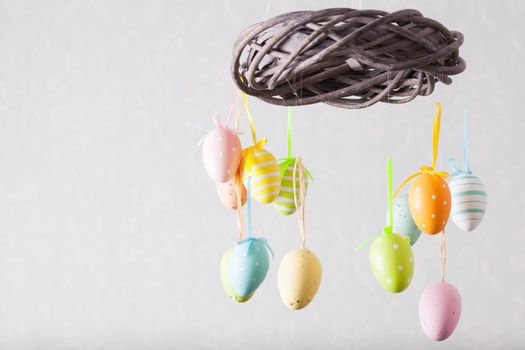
278,249 -> 322,310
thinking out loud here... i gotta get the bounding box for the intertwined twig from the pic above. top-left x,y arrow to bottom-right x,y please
232,8 -> 466,109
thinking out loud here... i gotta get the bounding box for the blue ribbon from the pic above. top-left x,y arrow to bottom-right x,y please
236,236 -> 274,258
246,176 -> 252,237
448,107 -> 472,176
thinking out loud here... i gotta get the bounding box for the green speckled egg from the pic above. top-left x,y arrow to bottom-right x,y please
369,233 -> 414,293
220,248 -> 253,303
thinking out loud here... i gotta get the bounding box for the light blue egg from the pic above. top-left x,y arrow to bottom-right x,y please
229,237 -> 271,297
387,193 -> 421,246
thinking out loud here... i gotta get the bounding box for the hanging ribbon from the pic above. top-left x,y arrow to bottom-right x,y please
292,157 -> 308,249
235,236 -> 274,258
447,107 -> 472,176
246,176 -> 253,237
440,229 -> 447,281
384,158 -> 393,235
393,102 -> 448,198
287,106 -> 293,158
240,92 -> 268,178
278,107 -> 313,180
354,158 -> 395,252
241,92 -> 259,146
225,89 -> 239,127
235,173 -> 245,242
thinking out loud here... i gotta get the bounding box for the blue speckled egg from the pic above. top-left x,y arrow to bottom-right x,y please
229,237 -> 271,297
388,193 -> 421,246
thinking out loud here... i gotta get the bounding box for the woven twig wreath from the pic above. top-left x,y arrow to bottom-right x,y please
232,8 -> 466,109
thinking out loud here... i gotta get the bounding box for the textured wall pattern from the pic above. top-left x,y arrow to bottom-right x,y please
0,0 -> 523,349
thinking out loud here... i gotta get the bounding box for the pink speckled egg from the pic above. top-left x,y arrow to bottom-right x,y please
202,115 -> 242,183
419,281 -> 462,341
216,175 -> 247,210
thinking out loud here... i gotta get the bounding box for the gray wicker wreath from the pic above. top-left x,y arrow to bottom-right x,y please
231,8 -> 466,109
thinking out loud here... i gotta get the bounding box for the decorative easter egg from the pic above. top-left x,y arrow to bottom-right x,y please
273,163 -> 308,215
216,176 -> 247,210
220,248 -> 253,303
229,237 -> 271,297
389,193 -> 421,246
419,281 -> 462,341
241,148 -> 280,204
278,249 -> 322,310
202,116 -> 242,183
449,174 -> 487,232
369,233 -> 414,293
409,174 -> 451,235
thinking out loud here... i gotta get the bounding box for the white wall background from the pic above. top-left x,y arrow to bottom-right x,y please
0,0 -> 523,349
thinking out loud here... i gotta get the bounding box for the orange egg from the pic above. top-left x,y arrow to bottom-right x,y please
408,174 -> 451,235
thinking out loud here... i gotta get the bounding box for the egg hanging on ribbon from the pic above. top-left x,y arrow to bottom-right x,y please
409,174 -> 451,235
216,175 -> 247,210
220,248 -> 253,303
278,249 -> 322,310
202,115 -> 242,183
273,162 -> 308,215
241,148 -> 280,204
389,193 -> 421,246
419,281 -> 462,341
228,237 -> 272,297
369,233 -> 414,293
449,174 -> 487,232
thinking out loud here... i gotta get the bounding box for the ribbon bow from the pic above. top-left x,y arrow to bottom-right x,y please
235,236 -> 274,258
393,102 -> 448,198
241,138 -> 267,176
447,108 -> 472,176
279,157 -> 314,180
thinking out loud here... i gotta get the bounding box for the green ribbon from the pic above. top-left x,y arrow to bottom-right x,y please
278,158 -> 314,180
354,158 -> 394,252
279,107 -> 314,180
384,158 -> 393,235
287,107 -> 292,158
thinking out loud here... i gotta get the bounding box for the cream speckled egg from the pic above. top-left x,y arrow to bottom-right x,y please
278,249 -> 322,310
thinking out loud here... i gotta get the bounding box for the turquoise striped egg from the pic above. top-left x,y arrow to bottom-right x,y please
273,164 -> 308,215
450,174 -> 487,232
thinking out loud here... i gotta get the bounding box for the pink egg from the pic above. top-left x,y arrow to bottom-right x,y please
202,115 -> 242,183
419,281 -> 462,341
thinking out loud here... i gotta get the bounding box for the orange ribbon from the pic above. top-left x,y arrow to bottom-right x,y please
393,102 -> 448,198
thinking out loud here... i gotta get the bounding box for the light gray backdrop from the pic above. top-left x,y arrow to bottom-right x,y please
0,0 -> 523,349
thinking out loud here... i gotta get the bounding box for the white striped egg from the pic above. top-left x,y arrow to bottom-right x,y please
450,173 -> 487,232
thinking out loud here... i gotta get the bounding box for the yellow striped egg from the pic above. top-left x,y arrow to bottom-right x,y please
273,164 -> 308,215
241,148 -> 281,204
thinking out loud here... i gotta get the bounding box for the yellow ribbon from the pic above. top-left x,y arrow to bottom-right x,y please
393,102 -> 448,198
241,92 -> 258,146
239,90 -> 270,177
241,138 -> 267,177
